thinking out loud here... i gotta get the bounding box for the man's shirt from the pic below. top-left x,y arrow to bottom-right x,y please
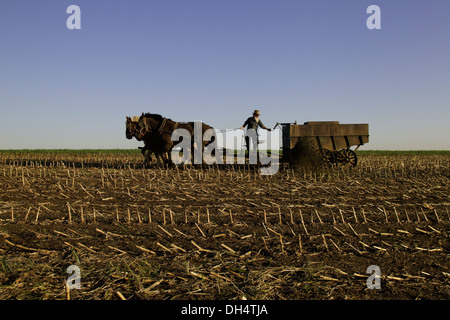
243,117 -> 265,135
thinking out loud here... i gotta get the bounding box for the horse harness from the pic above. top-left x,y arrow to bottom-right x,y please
140,117 -> 179,137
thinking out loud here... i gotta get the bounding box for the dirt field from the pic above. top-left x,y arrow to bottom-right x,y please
0,151 -> 448,300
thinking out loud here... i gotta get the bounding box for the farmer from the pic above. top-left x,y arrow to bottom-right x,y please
240,109 -> 271,160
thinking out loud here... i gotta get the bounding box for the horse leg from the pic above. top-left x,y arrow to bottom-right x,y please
166,147 -> 174,166
139,146 -> 150,166
138,146 -> 146,160
144,150 -> 155,165
155,152 -> 164,166
164,151 -> 174,166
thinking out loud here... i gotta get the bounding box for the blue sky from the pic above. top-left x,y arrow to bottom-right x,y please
0,0 -> 449,150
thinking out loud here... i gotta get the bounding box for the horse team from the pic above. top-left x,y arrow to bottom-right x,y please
126,113 -> 216,165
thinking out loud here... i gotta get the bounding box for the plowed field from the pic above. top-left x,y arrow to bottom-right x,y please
0,152 -> 448,300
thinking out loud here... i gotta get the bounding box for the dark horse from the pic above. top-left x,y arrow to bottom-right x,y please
126,116 -> 166,165
137,113 -> 216,165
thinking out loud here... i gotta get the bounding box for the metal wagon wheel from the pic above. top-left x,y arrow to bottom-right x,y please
320,148 -> 336,167
336,148 -> 357,167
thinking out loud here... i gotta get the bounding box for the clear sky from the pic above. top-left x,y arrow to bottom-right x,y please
0,0 -> 449,150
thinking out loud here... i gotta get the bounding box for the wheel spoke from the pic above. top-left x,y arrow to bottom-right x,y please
320,148 -> 335,166
336,149 -> 358,167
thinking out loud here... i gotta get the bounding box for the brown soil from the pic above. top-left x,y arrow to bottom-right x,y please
0,152 -> 448,300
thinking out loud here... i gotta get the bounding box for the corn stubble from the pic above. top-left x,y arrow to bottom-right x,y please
0,151 -> 448,300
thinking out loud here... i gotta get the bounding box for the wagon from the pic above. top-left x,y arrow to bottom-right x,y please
278,121 -> 369,167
